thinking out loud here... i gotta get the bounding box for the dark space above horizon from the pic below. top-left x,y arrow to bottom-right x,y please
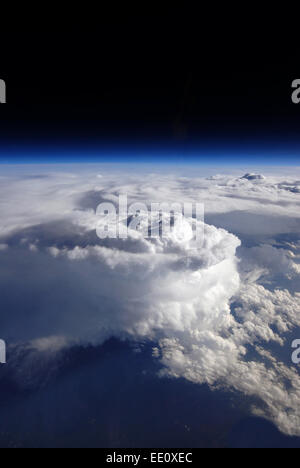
0,29 -> 300,164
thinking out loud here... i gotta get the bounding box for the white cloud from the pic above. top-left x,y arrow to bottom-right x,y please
241,173 -> 266,181
0,165 -> 300,436
31,336 -> 69,353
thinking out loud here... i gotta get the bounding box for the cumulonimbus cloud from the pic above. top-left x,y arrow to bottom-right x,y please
0,166 -> 300,436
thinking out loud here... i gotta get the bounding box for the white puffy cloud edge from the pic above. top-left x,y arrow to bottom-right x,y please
1,165 -> 300,436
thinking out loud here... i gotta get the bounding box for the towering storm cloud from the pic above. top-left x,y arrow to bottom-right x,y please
0,165 -> 300,436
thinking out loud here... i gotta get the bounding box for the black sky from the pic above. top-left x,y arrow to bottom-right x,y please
0,27 -> 300,156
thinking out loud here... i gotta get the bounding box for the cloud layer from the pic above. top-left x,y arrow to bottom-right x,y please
1,165 -> 300,436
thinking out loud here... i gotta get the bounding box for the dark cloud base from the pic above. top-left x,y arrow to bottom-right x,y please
0,339 -> 299,448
